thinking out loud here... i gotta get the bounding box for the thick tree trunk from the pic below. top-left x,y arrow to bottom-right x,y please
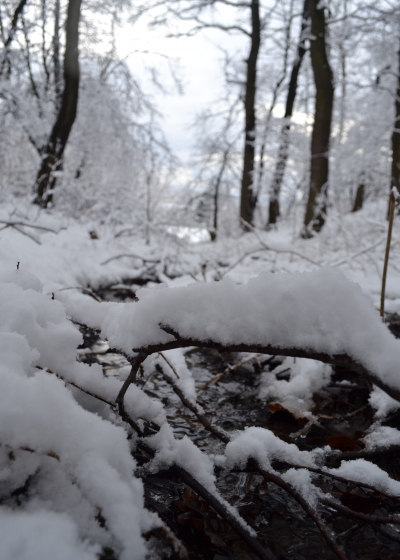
303,0 -> 334,237
389,40 -> 400,215
240,0 -> 260,229
34,0 -> 82,208
267,0 -> 310,228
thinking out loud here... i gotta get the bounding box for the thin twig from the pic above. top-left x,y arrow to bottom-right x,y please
159,352 -> 180,378
101,253 -> 160,266
0,220 -> 60,233
197,353 -> 262,392
116,352 -> 148,404
321,497 -> 400,525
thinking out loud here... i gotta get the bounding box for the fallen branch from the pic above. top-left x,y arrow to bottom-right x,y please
129,323 -> 400,405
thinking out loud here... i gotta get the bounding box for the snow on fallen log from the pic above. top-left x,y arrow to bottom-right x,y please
65,267 -> 400,403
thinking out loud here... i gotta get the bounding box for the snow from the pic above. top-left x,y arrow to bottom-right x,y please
0,271 -> 158,560
2,201 -> 400,556
64,267 -> 400,405
0,509 -> 99,560
145,423 -> 256,536
362,424 -> 400,449
259,357 -> 332,417
369,386 -> 400,419
326,459 -> 400,496
219,426 -> 321,472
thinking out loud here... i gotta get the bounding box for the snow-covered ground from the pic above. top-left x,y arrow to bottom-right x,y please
2,198 -> 400,558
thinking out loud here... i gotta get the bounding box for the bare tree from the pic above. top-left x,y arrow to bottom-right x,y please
303,0 -> 334,236
389,38 -> 400,210
266,0 -> 309,228
34,0 -> 82,208
240,0 -> 261,229
0,0 -> 29,76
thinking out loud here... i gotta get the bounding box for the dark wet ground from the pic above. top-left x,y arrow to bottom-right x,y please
78,284 -> 400,560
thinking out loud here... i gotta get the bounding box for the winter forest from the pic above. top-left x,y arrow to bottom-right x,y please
4,0 -> 400,559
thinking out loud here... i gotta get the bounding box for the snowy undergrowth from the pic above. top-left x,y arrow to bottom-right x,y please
3,200 -> 400,556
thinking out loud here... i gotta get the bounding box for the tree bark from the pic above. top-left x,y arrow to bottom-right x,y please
352,181 -> 365,212
303,0 -> 334,236
240,0 -> 260,229
0,0 -> 29,76
267,0 -> 310,228
33,0 -> 82,208
389,39 -> 400,215
53,0 -> 62,110
211,147 -> 229,241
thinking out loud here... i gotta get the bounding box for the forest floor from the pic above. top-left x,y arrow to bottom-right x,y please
2,199 -> 400,559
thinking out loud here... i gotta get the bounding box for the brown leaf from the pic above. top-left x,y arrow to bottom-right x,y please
326,435 -> 365,452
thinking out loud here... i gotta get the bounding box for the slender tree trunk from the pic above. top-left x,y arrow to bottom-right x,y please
303,0 -> 334,236
34,0 -> 82,208
389,39 -> 400,213
240,0 -> 260,229
53,0 -> 62,110
0,0 -> 29,76
267,0 -> 310,228
210,148 -> 229,241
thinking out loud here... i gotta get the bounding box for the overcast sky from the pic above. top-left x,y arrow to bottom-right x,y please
116,13 -> 247,163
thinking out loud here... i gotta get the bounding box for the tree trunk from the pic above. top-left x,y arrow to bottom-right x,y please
34,0 -> 82,208
267,0 -> 310,228
352,182 -> 365,212
53,0 -> 62,110
303,0 -> 334,237
240,0 -> 260,229
389,40 -> 400,215
0,0 -> 29,76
